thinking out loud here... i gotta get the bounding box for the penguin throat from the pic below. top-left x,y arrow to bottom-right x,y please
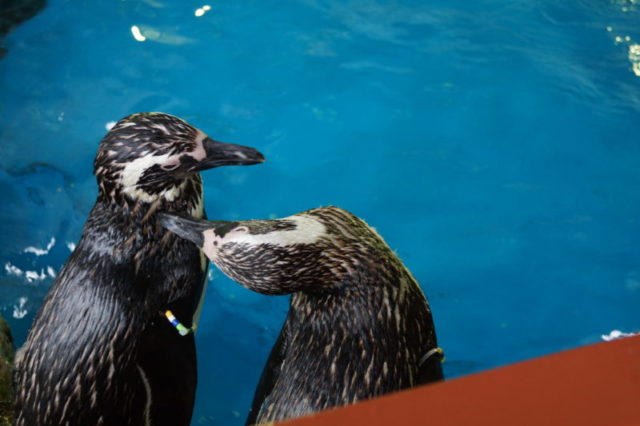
122,179 -> 187,204
99,175 -> 204,217
122,180 -> 188,203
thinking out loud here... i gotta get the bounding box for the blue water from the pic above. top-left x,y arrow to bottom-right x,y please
1,0 -> 639,423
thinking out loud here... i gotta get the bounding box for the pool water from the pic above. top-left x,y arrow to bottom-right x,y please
1,0 -> 639,424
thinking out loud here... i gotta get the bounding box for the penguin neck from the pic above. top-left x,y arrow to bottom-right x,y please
287,266 -> 423,332
96,174 -> 204,219
290,280 -> 382,327
81,175 -> 206,311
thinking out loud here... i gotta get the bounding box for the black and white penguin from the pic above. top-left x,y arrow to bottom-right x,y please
158,206 -> 444,425
14,112 -> 264,426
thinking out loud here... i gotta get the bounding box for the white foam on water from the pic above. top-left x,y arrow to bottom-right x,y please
23,237 -> 56,256
601,330 -> 639,341
13,297 -> 28,319
5,262 -> 24,277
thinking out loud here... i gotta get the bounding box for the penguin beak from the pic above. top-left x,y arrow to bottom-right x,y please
186,138 -> 265,173
157,213 -> 215,248
158,213 -> 238,249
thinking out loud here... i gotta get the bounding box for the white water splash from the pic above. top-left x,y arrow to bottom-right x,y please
5,262 -> 24,277
25,269 -> 48,283
195,5 -> 211,17
601,330 -> 639,341
13,297 -> 28,319
47,266 -> 56,278
6,262 -> 55,283
24,237 -> 56,256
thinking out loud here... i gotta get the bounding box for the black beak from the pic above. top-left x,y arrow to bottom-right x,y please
186,137 -> 265,172
158,213 -> 234,248
158,213 -> 213,248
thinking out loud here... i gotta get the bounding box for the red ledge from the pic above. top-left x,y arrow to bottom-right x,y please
281,335 -> 640,426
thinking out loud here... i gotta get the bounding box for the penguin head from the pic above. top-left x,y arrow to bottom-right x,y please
94,112 -> 264,204
157,210 -> 356,295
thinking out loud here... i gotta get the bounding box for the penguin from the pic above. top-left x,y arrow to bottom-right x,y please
14,112 -> 264,426
158,206 -> 444,425
0,315 -> 14,426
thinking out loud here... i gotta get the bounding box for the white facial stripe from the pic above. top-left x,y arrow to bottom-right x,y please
201,215 -> 327,259
119,152 -> 185,202
239,216 -> 327,246
119,152 -> 173,188
202,227 -> 243,259
119,130 -> 209,191
202,230 -> 216,258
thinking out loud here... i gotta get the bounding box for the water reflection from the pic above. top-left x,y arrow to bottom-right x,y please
4,262 -> 55,284
13,297 -> 27,319
130,24 -> 194,45
607,26 -> 639,78
629,44 -> 640,76
131,25 -> 146,42
612,0 -> 638,13
195,5 -> 212,17
23,237 -> 55,256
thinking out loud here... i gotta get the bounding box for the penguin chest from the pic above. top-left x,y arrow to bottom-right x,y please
131,239 -> 206,425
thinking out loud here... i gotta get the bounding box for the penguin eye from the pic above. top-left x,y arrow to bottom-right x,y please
161,161 -> 180,171
233,226 -> 249,234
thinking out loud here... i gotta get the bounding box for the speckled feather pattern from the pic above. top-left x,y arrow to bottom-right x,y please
201,207 -> 443,424
14,113 -> 209,426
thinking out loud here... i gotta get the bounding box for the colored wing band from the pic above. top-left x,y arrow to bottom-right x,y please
165,310 -> 195,336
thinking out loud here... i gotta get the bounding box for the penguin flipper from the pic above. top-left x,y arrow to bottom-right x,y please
245,324 -> 289,426
416,345 -> 445,385
137,324 -> 197,426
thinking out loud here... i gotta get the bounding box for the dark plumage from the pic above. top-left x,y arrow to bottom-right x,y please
14,112 -> 264,426
0,315 -> 14,426
158,206 -> 444,425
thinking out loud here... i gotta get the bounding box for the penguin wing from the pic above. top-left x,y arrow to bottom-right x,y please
245,324 -> 289,425
15,250 -> 151,426
416,322 -> 445,385
416,346 -> 444,385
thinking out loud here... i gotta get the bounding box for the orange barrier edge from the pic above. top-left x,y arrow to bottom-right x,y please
281,335 -> 640,426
